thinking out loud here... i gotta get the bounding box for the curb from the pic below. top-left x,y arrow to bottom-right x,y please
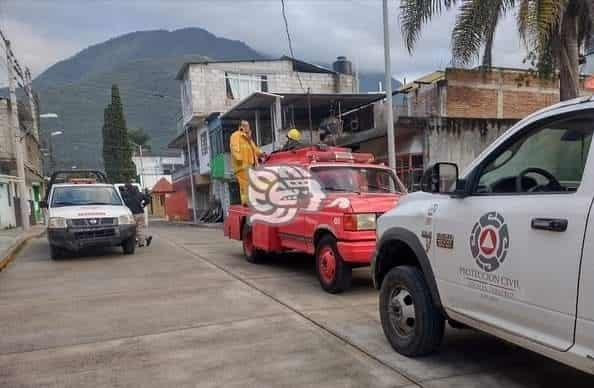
0,228 -> 46,272
151,220 -> 223,230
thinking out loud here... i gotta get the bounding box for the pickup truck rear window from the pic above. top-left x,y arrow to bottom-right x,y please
51,186 -> 123,207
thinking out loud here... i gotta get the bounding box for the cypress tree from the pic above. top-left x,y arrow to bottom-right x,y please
102,84 -> 136,182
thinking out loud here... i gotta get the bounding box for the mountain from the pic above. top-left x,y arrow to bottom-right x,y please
34,28 -> 265,170
33,27 -> 399,170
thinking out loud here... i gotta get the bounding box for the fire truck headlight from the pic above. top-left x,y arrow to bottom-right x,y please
344,213 -> 376,231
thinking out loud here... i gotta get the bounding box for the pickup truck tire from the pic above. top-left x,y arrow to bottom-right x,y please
50,244 -> 64,260
315,235 -> 352,294
122,237 -> 136,255
242,223 -> 265,263
379,266 -> 444,356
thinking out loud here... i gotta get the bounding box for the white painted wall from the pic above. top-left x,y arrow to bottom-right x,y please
132,154 -> 184,191
0,179 -> 16,228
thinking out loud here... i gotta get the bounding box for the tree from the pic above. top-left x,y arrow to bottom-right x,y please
102,84 -> 136,182
399,0 -> 593,100
128,127 -> 152,150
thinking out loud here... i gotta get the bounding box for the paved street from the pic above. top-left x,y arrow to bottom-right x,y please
1,223 -> 592,387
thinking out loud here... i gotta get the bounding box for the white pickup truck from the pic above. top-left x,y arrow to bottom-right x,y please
372,96 -> 594,374
42,171 -> 137,259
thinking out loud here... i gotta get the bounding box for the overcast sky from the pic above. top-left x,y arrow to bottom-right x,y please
3,0 -> 528,83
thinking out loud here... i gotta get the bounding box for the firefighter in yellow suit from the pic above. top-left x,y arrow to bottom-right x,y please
230,120 -> 262,206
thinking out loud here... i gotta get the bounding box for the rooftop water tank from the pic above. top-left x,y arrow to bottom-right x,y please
332,56 -> 353,75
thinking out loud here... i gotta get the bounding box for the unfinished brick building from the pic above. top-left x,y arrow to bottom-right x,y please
340,67 -> 594,190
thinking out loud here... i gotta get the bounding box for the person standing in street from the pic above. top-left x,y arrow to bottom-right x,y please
122,182 -> 152,247
230,120 -> 262,206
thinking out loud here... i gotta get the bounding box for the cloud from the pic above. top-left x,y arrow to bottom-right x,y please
2,18 -> 79,78
3,0 -> 530,84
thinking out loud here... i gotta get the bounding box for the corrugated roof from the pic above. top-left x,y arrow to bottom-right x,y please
220,91 -> 385,121
397,71 -> 445,94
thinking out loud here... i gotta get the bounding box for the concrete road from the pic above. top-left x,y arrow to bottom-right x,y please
1,224 -> 592,387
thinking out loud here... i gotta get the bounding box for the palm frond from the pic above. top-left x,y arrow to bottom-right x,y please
400,0 -> 458,53
451,0 -> 514,67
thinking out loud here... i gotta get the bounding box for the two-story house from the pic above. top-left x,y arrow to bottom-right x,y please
0,98 -> 44,228
169,56 -> 358,217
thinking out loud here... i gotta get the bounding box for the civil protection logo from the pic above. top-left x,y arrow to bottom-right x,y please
470,212 -> 509,272
247,165 -> 349,225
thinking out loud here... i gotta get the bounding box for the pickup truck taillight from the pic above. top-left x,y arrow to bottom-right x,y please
343,213 -> 376,231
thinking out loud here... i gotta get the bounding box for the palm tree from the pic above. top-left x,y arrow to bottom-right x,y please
399,0 -> 592,100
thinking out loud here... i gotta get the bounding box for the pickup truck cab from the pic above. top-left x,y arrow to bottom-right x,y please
224,145 -> 405,293
44,174 -> 137,259
372,96 -> 594,374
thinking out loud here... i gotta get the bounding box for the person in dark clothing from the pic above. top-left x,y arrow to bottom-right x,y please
122,183 -> 152,247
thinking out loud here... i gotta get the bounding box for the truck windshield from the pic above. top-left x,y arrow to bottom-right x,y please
311,166 -> 402,194
51,186 -> 122,207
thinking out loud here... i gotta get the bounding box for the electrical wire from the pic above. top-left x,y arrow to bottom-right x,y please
280,0 -> 305,92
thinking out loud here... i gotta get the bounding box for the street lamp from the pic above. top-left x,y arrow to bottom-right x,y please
49,130 -> 64,172
40,113 -> 59,119
41,113 -> 61,172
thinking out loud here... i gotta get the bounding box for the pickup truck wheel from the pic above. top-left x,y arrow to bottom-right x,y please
122,237 -> 136,255
379,266 -> 444,356
242,223 -> 264,263
315,235 -> 352,294
50,244 -> 64,260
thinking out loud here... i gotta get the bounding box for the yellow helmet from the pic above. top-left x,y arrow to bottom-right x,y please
287,128 -> 301,141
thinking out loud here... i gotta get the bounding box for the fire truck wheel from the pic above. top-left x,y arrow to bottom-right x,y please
242,223 -> 265,263
315,235 -> 352,293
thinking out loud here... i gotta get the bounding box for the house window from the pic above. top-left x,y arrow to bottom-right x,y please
225,73 -> 268,100
200,132 -> 208,155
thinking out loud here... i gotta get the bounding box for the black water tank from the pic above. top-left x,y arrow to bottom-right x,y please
333,56 -> 353,75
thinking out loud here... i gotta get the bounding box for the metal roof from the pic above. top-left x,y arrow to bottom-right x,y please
220,92 -> 385,121
397,71 -> 445,94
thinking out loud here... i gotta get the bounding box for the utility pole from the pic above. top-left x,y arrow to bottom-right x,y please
138,144 -> 145,189
185,126 -> 198,223
383,0 -> 396,171
7,40 -> 30,230
25,68 -> 38,139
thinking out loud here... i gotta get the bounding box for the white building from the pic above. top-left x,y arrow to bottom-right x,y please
132,151 -> 185,191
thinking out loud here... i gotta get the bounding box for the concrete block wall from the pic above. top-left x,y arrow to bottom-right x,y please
425,117 -> 517,171
182,59 -> 356,124
0,99 -> 14,159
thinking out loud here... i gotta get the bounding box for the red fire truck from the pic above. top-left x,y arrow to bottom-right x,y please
224,145 -> 405,293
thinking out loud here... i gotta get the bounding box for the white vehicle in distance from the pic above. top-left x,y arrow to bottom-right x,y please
42,171 -> 137,259
372,96 -> 594,374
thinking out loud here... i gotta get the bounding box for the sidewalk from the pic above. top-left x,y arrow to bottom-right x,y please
0,225 -> 46,271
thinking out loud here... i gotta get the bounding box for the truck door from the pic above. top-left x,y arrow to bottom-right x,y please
432,109 -> 594,351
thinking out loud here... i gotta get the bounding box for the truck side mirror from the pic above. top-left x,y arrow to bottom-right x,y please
421,162 -> 459,194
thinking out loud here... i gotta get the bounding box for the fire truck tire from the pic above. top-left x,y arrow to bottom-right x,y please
242,223 -> 265,263
315,235 -> 352,293
379,266 -> 444,356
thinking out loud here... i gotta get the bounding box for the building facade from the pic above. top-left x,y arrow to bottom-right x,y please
0,98 -> 44,228
132,151 -> 184,191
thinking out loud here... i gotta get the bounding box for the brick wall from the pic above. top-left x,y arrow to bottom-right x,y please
396,67 -> 594,121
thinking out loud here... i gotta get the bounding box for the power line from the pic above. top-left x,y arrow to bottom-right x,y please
280,0 -> 304,92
